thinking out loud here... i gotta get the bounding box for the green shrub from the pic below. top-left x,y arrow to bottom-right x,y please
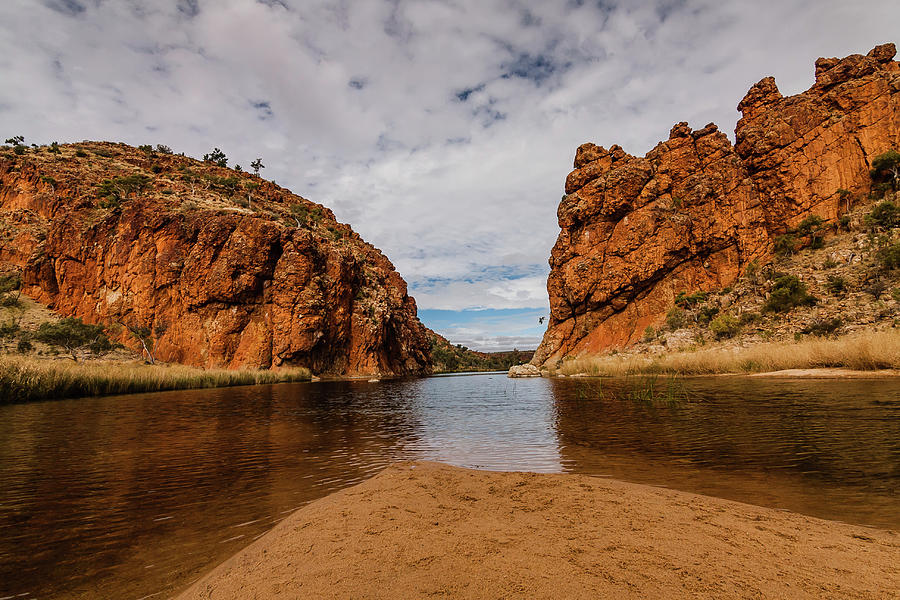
0,294 -> 21,308
0,319 -> 19,339
96,174 -> 153,208
796,215 -> 824,236
665,307 -> 687,330
138,144 -> 153,154
697,305 -> 720,326
709,314 -> 740,339
739,312 -> 760,325
13,145 -> 25,155
822,257 -> 838,269
155,144 -> 173,154
33,318 -> 115,361
802,317 -> 843,337
824,275 -> 847,295
866,278 -> 887,298
202,173 -> 241,195
203,147 -> 228,167
866,201 -> 900,229
763,275 -> 817,313
642,325 -> 657,342
75,149 -> 88,158
16,338 -> 33,353
48,141 -> 61,154
870,149 -> 900,191
839,215 -> 852,230
837,187 -> 852,204
773,233 -> 798,256
0,273 -> 21,293
743,260 -> 761,284
674,290 -> 707,308
876,242 -> 900,270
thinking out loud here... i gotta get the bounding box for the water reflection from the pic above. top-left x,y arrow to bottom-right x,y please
0,373 -> 897,599
552,377 -> 900,529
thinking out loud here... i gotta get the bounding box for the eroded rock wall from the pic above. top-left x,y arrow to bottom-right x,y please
0,144 -> 431,376
534,43 -> 900,367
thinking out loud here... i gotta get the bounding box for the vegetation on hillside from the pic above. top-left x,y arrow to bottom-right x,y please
428,331 -> 534,373
0,138 -> 357,245
562,149 -> 900,375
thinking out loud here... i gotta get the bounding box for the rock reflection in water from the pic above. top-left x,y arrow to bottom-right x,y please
552,376 -> 900,528
0,373 -> 897,600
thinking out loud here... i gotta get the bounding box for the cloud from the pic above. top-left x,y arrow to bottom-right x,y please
419,308 -> 546,352
3,0 -> 899,347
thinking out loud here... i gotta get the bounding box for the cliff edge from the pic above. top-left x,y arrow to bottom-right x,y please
533,43 -> 900,367
0,143 -> 431,376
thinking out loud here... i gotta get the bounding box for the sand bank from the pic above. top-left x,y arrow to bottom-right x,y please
177,462 -> 899,599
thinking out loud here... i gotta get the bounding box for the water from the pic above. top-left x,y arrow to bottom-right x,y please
0,373 -> 898,599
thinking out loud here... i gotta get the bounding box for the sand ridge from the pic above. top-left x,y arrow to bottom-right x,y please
177,462 -> 899,599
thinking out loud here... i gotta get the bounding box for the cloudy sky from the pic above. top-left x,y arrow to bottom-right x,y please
2,1 -> 898,350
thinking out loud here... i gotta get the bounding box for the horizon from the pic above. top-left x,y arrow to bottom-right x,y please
2,1 -> 899,350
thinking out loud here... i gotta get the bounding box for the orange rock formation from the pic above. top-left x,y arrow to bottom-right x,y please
0,143 -> 431,376
533,43 -> 900,367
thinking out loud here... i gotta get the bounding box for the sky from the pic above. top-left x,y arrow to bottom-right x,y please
2,1 -> 898,351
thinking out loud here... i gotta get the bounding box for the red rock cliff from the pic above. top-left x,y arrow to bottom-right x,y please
533,43 -> 900,367
0,143 -> 432,376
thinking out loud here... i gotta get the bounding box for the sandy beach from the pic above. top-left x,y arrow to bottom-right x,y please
176,462 -> 899,599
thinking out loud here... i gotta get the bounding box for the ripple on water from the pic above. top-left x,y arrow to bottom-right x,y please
0,374 -> 898,599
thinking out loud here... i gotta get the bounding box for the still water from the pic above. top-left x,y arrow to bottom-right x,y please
0,373 -> 898,599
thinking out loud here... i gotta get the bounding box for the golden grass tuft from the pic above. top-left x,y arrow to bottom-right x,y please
556,329 -> 900,377
0,356 -> 312,403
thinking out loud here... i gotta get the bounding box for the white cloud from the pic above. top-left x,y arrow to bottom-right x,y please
2,0 -> 899,326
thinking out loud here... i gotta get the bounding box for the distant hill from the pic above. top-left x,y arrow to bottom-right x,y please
427,330 -> 534,373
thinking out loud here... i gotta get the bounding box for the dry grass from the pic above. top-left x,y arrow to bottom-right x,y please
557,329 -> 900,377
0,356 -> 311,403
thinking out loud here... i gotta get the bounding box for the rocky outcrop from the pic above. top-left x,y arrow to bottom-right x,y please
0,142 -> 431,376
534,43 -> 900,367
507,363 -> 541,378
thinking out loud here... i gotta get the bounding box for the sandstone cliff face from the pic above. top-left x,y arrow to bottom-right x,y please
533,43 -> 900,367
0,143 -> 431,376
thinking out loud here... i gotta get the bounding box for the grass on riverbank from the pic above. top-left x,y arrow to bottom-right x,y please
556,329 -> 900,377
0,356 -> 312,403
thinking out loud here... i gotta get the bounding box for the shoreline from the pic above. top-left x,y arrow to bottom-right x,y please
177,462 -> 899,600
0,355 -> 312,404
541,329 -> 900,379
554,367 -> 900,379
